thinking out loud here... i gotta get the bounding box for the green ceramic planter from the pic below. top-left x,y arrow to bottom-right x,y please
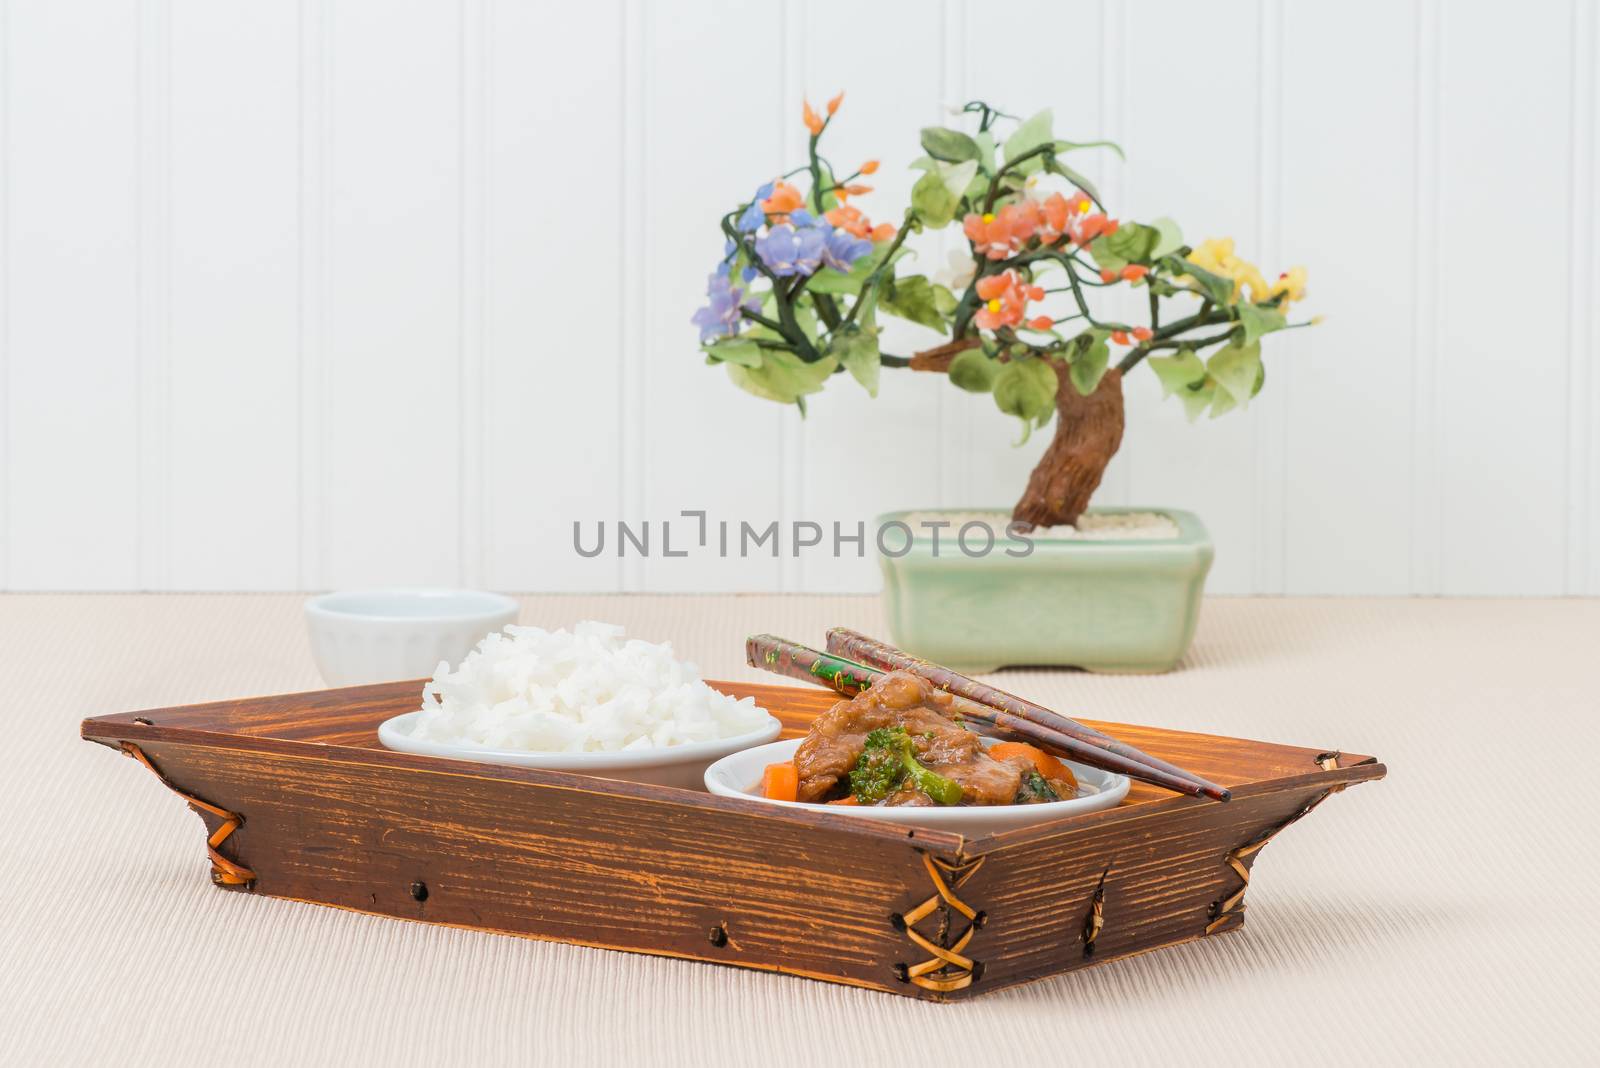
876,507 -> 1213,674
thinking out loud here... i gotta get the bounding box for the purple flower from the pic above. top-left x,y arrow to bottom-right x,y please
755,223 -> 826,277
737,200 -> 765,233
691,272 -> 759,343
820,228 -> 872,273
737,182 -> 779,234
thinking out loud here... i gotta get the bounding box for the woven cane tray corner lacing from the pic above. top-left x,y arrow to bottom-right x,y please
1205,752 -> 1346,934
898,852 -> 985,992
122,742 -> 256,887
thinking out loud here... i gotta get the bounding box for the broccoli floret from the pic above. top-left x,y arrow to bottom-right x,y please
1014,770 -> 1060,804
848,727 -> 964,806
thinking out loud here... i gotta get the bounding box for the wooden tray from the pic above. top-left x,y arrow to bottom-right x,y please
81,680 -> 1384,1001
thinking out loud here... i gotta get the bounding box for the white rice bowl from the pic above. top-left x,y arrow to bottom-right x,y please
408,621 -> 770,753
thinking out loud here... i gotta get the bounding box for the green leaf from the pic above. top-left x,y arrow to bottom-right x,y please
1069,330 -> 1110,396
940,159 -> 979,199
1252,360 -> 1266,398
920,126 -> 980,163
1208,385 -> 1239,419
806,250 -> 880,295
1147,348 -> 1206,397
1104,222 -> 1158,265
948,349 -> 1000,393
702,336 -> 762,368
879,275 -> 947,332
1050,138 -> 1125,160
910,159 -> 978,228
1003,109 -> 1054,169
1150,217 -> 1184,260
1207,339 -> 1262,406
727,350 -> 837,406
1237,302 -> 1288,345
973,130 -> 997,174
932,283 -> 959,316
1045,158 -> 1102,206
992,357 -> 1058,433
827,325 -> 880,397
1164,254 -> 1234,304
1179,377 -> 1217,422
1087,235 -> 1127,274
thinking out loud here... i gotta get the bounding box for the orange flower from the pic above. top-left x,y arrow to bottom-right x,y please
963,202 -> 1041,260
860,159 -> 879,175
802,101 -> 824,136
1100,269 -> 1117,283
1037,193 -> 1072,244
1131,326 -> 1153,341
974,270 -> 1046,331
1110,330 -> 1130,345
843,184 -> 873,196
1028,316 -> 1055,331
826,202 -> 896,242
1122,265 -> 1149,282
1076,213 -> 1118,244
826,91 -> 844,115
762,180 -> 805,217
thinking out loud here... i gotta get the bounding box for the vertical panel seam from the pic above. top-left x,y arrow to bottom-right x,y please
940,0 -> 969,508
456,0 -> 487,589
1253,0 -> 1285,594
136,0 -> 173,590
480,0 -> 494,589
297,0 -> 329,591
1408,0 -> 1441,595
1099,0 -> 1130,507
779,0 -> 803,593
1567,0 -> 1596,594
0,0 -> 9,588
1592,0 -> 1600,595
618,0 -> 644,591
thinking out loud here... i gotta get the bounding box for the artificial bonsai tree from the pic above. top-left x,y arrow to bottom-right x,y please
694,95 -> 1312,530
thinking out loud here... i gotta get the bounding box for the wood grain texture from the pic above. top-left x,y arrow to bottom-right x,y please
82,677 -> 1381,1000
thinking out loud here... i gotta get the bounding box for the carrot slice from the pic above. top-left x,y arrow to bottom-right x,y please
759,762 -> 799,802
826,795 -> 859,806
989,741 -> 1072,783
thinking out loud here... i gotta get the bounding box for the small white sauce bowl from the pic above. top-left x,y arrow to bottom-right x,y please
705,736 -> 1130,836
378,710 -> 783,790
304,588 -> 520,687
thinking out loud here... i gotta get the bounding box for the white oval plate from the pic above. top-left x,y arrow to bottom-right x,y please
378,710 -> 783,791
705,736 -> 1129,836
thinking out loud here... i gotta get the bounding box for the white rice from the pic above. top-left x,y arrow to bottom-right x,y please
899,510 -> 1180,541
412,621 -> 769,752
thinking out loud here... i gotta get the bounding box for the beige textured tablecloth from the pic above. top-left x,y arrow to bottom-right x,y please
4,594 -> 1597,1066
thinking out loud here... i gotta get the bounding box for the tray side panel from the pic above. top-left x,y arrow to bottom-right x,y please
118,739 -> 941,997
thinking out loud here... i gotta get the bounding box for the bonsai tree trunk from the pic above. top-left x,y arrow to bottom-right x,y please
1011,365 -> 1125,530
910,339 -> 1125,530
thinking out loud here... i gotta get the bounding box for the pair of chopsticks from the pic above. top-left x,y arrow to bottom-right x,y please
745,628 -> 1230,802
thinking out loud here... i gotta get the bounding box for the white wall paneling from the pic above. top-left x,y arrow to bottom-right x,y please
0,0 -> 1595,594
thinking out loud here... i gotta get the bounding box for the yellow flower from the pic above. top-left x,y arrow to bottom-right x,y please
1186,237 -> 1235,275
1270,266 -> 1308,304
1184,237 -> 1273,303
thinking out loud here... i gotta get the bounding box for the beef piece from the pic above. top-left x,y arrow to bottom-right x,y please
792,670 -> 1021,806
793,671 -> 966,802
933,754 -> 1021,807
